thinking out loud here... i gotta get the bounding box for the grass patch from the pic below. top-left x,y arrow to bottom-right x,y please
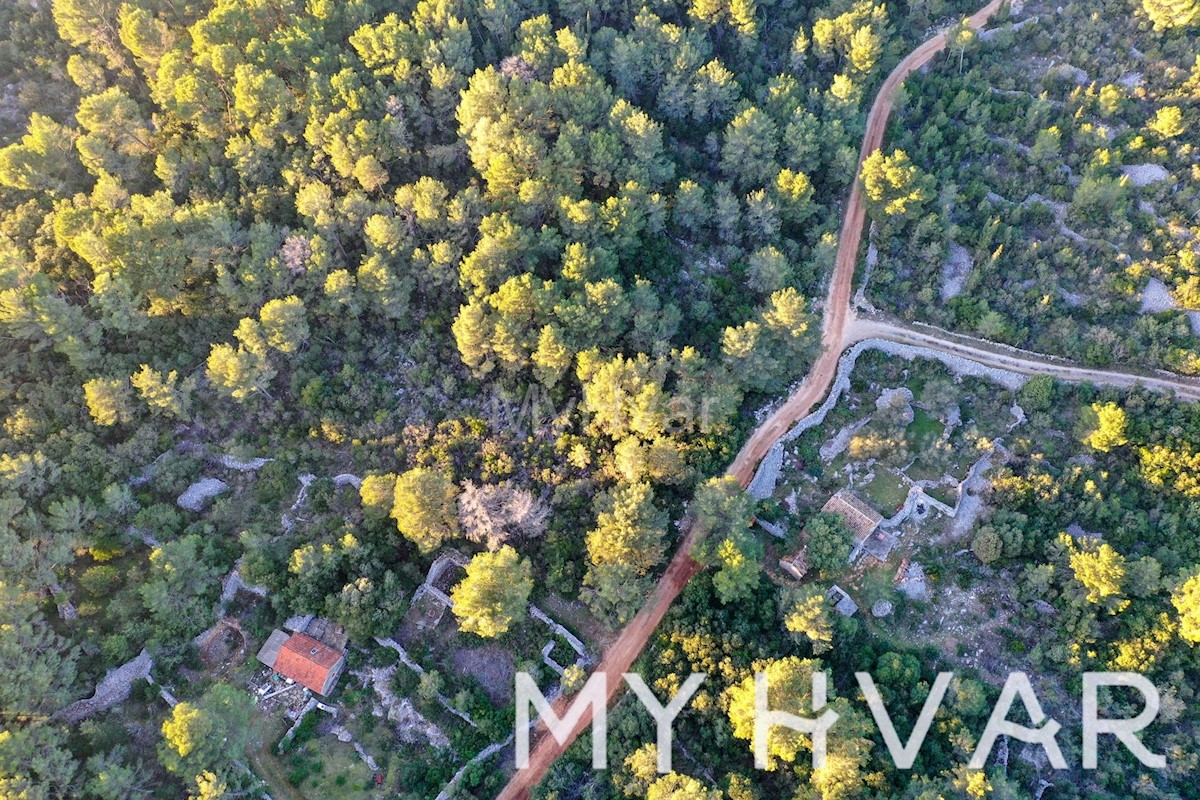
290,737 -> 377,799
860,470 -> 910,512
927,485 -> 959,508
906,408 -> 945,450
856,562 -> 900,608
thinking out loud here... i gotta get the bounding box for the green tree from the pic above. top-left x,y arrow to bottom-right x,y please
1019,374 -> 1055,413
52,0 -> 127,69
392,468 -> 460,553
0,724 -> 80,799
159,685 -> 254,779
450,545 -> 532,638
691,477 -> 760,602
582,561 -> 650,625
1071,175 -> 1127,226
326,573 -> 408,641
84,747 -> 154,800
141,535 -> 222,642
0,587 -> 79,717
1030,126 -> 1062,163
691,476 -> 754,550
972,526 -> 1003,565
805,512 -> 854,573
0,114 -> 82,193
746,246 -> 791,295
74,87 -> 154,179
711,528 -> 763,603
721,107 -> 779,190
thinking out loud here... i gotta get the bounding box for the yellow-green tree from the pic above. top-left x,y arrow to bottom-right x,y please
726,656 -> 824,769
859,148 -> 933,220
1148,106 -> 1186,139
781,585 -> 834,653
1065,535 -> 1128,612
585,482 -> 667,574
130,365 -> 192,419
847,25 -> 881,73
619,743 -> 659,797
1171,568 -> 1200,643
159,684 -> 253,779
83,377 -> 133,426
1083,402 -> 1128,452
359,473 -> 398,520
392,468 -> 459,553
205,342 -> 275,401
450,545 -> 532,637
953,767 -> 993,799
646,772 -> 723,800
189,772 -> 229,800
258,296 -> 309,353
1141,0 -> 1199,29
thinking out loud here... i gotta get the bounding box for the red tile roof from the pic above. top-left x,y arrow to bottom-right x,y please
273,632 -> 343,695
822,490 -> 883,542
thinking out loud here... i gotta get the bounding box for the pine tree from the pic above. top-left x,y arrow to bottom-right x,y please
450,545 -> 532,638
83,377 -> 134,426
258,296 -> 308,353
1142,0 -> 1199,29
392,468 -> 459,553
781,585 -> 834,653
859,148 -> 933,220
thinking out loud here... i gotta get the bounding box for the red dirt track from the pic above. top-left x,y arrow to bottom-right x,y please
494,5 -> 1006,798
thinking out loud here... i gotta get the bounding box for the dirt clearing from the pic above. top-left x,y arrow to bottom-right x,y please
453,646 -> 516,706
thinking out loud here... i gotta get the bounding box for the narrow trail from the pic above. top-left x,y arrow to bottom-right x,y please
492,4 -> 1007,799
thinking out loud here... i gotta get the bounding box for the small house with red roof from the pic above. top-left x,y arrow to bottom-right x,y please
257,630 -> 346,696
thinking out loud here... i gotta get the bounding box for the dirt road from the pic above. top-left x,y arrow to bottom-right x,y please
726,0 -> 1006,483
492,5 -> 1007,799
493,528 -> 704,800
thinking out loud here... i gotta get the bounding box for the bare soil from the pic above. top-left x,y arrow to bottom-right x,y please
453,646 -> 516,706
199,621 -> 245,671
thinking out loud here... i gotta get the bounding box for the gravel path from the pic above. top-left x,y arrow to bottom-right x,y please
849,315 -> 1200,400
